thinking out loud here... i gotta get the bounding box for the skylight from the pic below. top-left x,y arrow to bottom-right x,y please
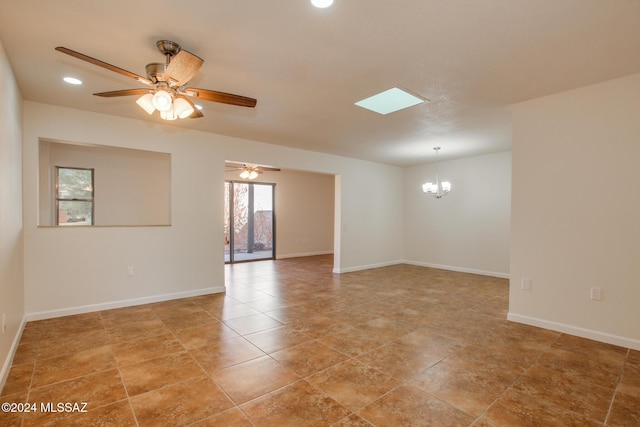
355,87 -> 426,115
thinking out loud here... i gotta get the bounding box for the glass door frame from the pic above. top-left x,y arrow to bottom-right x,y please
225,180 -> 276,264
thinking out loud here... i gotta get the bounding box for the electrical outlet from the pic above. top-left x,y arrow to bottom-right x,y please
591,287 -> 602,301
522,278 -> 532,291
127,266 -> 134,277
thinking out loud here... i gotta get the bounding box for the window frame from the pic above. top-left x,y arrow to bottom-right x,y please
55,166 -> 95,226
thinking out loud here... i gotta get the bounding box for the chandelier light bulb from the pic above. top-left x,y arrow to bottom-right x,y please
240,170 -> 250,179
152,90 -> 173,112
248,170 -> 259,180
422,183 -> 436,194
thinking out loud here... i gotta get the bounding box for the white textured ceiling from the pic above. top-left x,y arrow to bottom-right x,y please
1,0 -> 639,166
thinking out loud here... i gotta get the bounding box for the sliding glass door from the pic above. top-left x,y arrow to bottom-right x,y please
224,181 -> 275,263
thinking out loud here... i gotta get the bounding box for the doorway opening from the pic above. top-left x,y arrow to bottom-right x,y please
224,181 -> 275,263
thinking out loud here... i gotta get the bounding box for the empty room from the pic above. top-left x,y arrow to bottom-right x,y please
1,1 -> 639,426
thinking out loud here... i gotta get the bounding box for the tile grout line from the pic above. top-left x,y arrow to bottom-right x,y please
186,333 -> 261,426
602,347 -> 629,427
468,333 -> 560,425
89,316 -> 138,426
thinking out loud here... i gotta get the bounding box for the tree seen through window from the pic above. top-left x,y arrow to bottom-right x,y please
56,167 -> 94,225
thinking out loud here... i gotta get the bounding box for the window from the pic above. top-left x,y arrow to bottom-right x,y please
56,166 -> 94,226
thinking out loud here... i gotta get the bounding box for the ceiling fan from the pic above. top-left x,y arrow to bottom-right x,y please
55,40 -> 257,120
226,162 -> 281,180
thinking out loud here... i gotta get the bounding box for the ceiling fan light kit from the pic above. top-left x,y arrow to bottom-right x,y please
152,89 -> 173,112
239,169 -> 259,180
55,40 -> 257,121
227,163 -> 281,180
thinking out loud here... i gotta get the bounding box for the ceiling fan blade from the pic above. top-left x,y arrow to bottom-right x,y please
55,46 -> 153,86
183,88 -> 257,108
188,107 -> 204,119
225,162 -> 245,169
164,50 -> 203,87
93,88 -> 152,97
225,162 -> 280,173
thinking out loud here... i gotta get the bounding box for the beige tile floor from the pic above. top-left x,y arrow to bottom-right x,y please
1,255 -> 639,426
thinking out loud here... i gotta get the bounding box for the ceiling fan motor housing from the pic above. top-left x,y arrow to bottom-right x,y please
156,40 -> 181,57
145,63 -> 166,82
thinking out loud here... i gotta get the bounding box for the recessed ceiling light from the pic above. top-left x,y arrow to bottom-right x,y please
355,87 -> 426,115
63,77 -> 83,85
311,0 -> 334,8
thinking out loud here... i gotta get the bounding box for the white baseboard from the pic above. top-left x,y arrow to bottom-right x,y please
508,312 -> 640,351
0,315 -> 27,394
25,286 -> 226,322
333,260 -> 404,274
403,259 -> 510,279
277,251 -> 333,259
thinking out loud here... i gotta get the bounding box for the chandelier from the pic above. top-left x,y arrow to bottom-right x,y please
422,147 -> 451,199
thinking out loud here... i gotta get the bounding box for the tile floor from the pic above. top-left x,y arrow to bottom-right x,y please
1,255 -> 639,426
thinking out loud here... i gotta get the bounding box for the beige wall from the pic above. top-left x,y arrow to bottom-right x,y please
510,72 -> 640,349
22,101 -> 404,318
39,141 -> 171,226
0,40 -> 24,390
404,151 -> 511,277
225,169 -> 334,259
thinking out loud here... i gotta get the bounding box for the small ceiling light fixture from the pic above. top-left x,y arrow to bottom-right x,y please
135,90 -> 195,120
63,77 -> 83,85
311,0 -> 334,8
152,89 -> 173,112
422,147 -> 451,199
173,98 -> 195,119
239,165 -> 260,180
355,87 -> 426,115
136,93 -> 156,114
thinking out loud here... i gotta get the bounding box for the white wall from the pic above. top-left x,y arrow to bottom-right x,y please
22,101 -> 404,318
220,139 -> 404,274
404,152 -> 511,277
510,73 -> 640,350
0,40 -> 24,390
225,169 -> 334,259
